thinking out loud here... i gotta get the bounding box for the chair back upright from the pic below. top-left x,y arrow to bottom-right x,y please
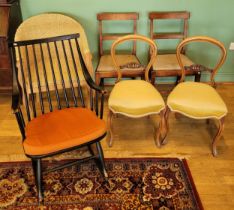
149,11 -> 190,54
97,12 -> 139,56
10,34 -> 97,123
176,36 -> 227,84
111,34 -> 158,83
15,13 -> 94,89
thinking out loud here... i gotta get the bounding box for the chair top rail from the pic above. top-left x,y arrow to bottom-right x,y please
149,11 -> 190,20
97,12 -> 139,21
9,33 -> 80,47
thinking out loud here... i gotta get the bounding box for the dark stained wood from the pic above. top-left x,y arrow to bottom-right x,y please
152,33 -> 185,40
0,0 -> 22,94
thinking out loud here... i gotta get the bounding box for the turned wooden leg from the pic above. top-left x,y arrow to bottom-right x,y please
96,142 -> 108,179
32,158 -> 43,204
107,110 -> 114,147
212,117 -> 225,157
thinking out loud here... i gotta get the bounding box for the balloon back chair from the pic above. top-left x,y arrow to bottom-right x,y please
107,34 -> 166,147
14,13 -> 94,107
10,33 -> 107,204
164,36 -> 227,156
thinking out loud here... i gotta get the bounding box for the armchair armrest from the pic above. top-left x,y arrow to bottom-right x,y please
79,47 -> 107,95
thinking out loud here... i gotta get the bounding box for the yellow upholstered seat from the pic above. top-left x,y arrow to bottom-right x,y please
109,80 -> 165,117
167,82 -> 227,119
153,54 -> 193,71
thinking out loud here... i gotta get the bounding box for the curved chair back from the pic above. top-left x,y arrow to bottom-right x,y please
176,36 -> 227,85
11,34 -> 90,121
15,13 -> 94,92
111,34 -> 157,83
15,13 -> 92,65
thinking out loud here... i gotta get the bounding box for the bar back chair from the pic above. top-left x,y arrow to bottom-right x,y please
149,11 -> 201,85
107,34 -> 166,147
15,13 -> 94,105
95,12 -> 141,86
164,36 -> 227,156
10,33 -> 107,204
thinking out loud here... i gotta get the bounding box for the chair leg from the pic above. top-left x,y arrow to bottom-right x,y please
161,106 -> 171,145
155,108 -> 169,147
175,76 -> 181,84
32,158 -> 43,204
96,142 -> 108,178
150,73 -> 156,85
88,144 -> 95,156
154,110 -> 164,147
194,72 -> 201,82
107,110 -> 114,147
100,78 -> 104,87
212,117 -> 225,157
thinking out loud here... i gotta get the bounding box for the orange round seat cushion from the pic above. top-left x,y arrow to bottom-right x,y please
23,108 -> 106,156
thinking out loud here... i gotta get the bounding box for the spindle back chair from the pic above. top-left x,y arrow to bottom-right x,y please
10,33 -> 107,204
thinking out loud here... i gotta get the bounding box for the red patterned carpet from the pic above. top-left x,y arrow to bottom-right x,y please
0,158 -> 203,209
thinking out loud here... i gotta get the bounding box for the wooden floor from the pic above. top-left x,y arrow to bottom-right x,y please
0,84 -> 234,210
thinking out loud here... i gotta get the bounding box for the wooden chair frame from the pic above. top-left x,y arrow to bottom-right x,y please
163,36 -> 227,156
107,34 -> 166,147
95,12 -> 141,86
149,11 -> 201,84
10,33 -> 108,204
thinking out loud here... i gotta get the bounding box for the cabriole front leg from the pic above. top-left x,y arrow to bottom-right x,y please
107,110 -> 114,147
212,117 -> 225,157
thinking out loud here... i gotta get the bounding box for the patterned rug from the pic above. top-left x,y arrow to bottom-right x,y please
0,158 -> 203,209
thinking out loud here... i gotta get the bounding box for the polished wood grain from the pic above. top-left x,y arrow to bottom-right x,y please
0,0 -> 22,93
149,11 -> 201,84
0,84 -> 234,209
95,12 -> 139,86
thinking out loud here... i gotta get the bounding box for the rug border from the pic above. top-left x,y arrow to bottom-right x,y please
182,159 -> 204,210
0,157 -> 204,210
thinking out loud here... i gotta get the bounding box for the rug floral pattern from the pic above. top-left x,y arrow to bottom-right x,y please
0,158 -> 203,209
